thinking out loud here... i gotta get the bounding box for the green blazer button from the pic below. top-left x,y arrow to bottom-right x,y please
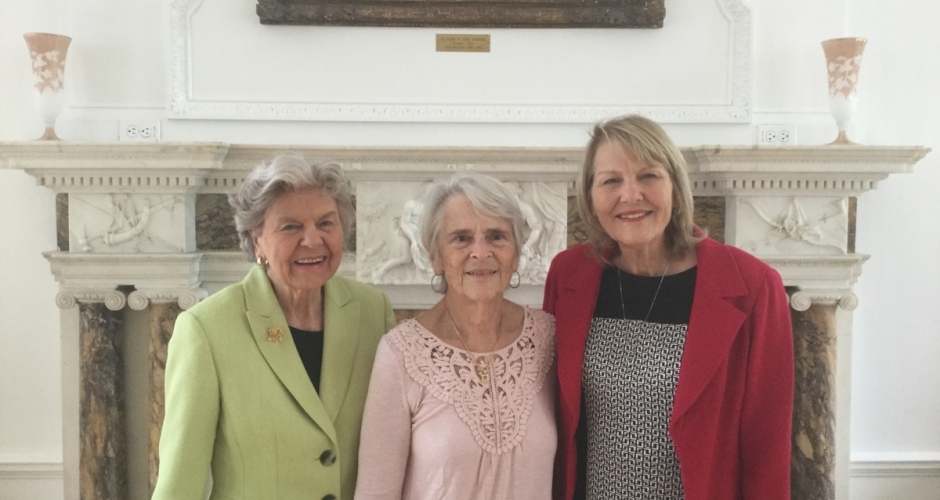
319,449 -> 336,466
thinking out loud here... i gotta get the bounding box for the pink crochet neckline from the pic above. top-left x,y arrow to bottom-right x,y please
390,308 -> 554,455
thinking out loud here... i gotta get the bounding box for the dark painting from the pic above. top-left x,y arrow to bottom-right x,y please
257,0 -> 665,28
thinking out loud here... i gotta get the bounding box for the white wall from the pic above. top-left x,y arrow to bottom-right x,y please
846,0 -> 940,497
2,0 -> 938,498
0,0 -> 68,496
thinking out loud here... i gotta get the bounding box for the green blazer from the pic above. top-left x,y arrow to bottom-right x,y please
153,265 -> 396,500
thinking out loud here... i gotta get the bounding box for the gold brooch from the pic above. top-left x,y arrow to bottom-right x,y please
267,327 -> 284,342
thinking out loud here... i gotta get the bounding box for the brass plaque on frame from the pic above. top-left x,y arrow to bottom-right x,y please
436,34 -> 490,53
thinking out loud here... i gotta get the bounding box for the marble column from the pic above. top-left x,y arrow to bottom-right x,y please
148,303 -> 183,496
790,302 -> 838,500
79,303 -> 127,500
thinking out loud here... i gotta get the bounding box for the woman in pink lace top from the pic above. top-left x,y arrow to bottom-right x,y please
355,173 -> 556,500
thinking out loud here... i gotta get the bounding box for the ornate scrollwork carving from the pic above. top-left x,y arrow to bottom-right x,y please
103,291 -> 127,311
790,291 -> 813,312
127,291 -> 150,311
178,288 -> 208,310
790,290 -> 859,311
56,290 -> 129,310
838,292 -> 859,311
123,288 -> 208,310
55,292 -> 77,310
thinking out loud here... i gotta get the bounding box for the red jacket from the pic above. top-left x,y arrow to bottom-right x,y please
543,238 -> 793,500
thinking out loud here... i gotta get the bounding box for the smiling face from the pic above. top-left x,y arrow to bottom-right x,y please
590,141 -> 675,258
431,194 -> 518,302
252,188 -> 344,298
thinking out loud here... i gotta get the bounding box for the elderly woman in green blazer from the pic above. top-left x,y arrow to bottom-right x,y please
152,154 -> 396,500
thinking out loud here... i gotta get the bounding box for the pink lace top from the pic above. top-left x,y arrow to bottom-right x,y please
355,307 -> 556,500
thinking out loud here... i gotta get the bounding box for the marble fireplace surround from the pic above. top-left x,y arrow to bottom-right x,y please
0,142 -> 929,500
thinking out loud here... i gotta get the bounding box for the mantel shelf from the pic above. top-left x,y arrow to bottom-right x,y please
688,144 -> 930,174
0,143 -> 928,173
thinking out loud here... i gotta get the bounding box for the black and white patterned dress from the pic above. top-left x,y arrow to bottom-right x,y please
577,265 -> 697,500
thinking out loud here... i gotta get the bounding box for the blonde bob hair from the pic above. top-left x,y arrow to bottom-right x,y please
576,115 -> 703,262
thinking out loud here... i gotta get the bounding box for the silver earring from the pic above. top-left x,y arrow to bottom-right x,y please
431,274 -> 447,293
509,271 -> 521,289
256,256 -> 267,267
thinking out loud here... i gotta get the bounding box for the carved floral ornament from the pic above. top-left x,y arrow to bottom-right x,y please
742,198 -> 847,253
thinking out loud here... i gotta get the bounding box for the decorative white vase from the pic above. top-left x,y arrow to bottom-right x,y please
821,37 -> 867,145
23,32 -> 72,141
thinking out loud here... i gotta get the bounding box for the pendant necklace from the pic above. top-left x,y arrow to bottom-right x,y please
618,260 -> 670,322
447,308 -> 500,384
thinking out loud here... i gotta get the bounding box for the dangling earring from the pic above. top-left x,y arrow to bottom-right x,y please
509,271 -> 521,289
431,273 -> 447,293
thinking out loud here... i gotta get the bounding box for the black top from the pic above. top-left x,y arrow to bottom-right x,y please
290,326 -> 324,393
574,264 -> 698,500
593,264 -> 697,324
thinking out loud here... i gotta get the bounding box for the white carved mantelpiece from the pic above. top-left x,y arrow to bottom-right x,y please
0,142 -> 929,500
687,145 -> 928,316
1,142 -> 230,310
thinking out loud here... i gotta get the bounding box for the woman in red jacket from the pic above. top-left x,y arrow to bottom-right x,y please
543,115 -> 793,500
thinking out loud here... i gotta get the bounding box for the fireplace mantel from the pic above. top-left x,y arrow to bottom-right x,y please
0,141 -> 930,500
2,142 -> 926,307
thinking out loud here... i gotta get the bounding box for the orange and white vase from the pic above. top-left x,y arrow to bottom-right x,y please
24,32 -> 72,140
822,37 -> 867,145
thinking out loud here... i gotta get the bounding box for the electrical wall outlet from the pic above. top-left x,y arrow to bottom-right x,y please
757,124 -> 797,145
120,121 -> 161,141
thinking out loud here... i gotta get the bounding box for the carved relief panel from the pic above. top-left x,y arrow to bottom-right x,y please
729,197 -> 849,255
68,194 -> 195,253
356,180 -> 568,285
513,181 -> 568,283
356,181 -> 434,285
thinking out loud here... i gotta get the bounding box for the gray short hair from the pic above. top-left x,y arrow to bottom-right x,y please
230,154 -> 354,260
577,115 -> 703,263
420,173 -> 524,266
